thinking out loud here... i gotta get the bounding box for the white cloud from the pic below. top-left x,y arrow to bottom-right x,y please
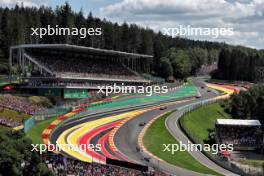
0,0 -> 48,7
99,0 -> 264,49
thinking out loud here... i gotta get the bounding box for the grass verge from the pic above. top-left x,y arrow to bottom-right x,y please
143,111 -> 221,175
181,103 -> 230,144
0,108 -> 30,122
26,116 -> 57,144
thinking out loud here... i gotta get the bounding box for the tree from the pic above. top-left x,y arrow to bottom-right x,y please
102,20 -> 114,50
216,47 -> 232,79
129,24 -> 142,53
0,131 -> 53,176
160,57 -> 173,79
164,48 -> 192,79
56,2 -> 74,43
188,47 -> 208,75
12,5 -> 26,45
227,85 -> 264,130
208,49 -> 219,64
0,8 -> 11,57
171,49 -> 192,78
140,29 -> 153,55
120,22 -> 130,52
153,32 -> 166,73
72,9 -> 85,45
0,3 -> 262,79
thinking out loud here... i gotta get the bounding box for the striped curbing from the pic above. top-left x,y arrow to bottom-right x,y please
137,112 -> 168,162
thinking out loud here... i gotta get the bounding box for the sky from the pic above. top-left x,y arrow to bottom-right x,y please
0,0 -> 263,49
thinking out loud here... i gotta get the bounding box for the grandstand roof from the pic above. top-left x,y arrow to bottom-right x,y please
216,119 -> 261,127
11,44 -> 153,59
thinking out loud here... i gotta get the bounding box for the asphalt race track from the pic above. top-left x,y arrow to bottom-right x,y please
49,79 -> 240,176
114,79 -> 238,176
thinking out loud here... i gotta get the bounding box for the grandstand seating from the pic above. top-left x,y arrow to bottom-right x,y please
28,53 -> 144,80
216,126 -> 262,147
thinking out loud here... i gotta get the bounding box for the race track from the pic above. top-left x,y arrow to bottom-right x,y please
47,79 -> 241,176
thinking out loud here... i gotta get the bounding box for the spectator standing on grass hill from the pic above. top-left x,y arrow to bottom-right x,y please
0,94 -> 46,114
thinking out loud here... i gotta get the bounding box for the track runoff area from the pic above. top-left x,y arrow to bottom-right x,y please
35,79 -> 245,176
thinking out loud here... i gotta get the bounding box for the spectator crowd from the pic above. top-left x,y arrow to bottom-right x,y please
30,54 -> 144,80
45,154 -> 168,176
0,117 -> 21,127
0,94 -> 44,114
216,126 -> 262,146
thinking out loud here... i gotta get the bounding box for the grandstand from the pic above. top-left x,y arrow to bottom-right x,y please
9,44 -> 153,98
215,119 -> 262,150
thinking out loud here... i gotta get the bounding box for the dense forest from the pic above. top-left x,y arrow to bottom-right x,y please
212,47 -> 264,82
0,2 -> 263,80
